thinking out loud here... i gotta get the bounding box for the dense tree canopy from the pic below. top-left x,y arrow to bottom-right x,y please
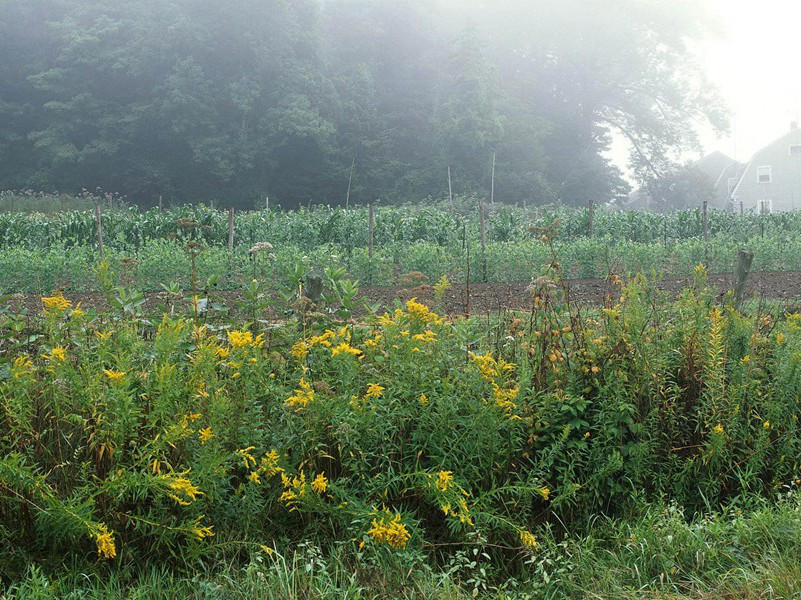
0,0 -> 726,208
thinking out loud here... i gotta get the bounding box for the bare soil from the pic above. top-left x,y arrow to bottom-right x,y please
15,271 -> 801,317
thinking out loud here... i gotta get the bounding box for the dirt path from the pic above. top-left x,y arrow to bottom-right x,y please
16,271 -> 801,316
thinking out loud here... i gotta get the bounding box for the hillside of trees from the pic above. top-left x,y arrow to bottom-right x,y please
0,0 -> 727,208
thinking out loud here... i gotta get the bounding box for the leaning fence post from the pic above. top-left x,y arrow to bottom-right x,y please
227,207 -> 235,253
733,249 -> 754,311
588,198 -> 594,237
95,205 -> 104,258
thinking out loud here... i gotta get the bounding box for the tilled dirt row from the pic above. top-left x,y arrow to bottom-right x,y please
14,271 -> 801,317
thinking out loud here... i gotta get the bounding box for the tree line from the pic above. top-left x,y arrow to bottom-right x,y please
0,0 -> 726,208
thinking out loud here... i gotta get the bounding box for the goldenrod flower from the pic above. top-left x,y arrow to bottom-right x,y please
764,420 -> 771,429
419,393 -> 429,406
365,383 -> 384,399
49,346 -> 67,362
198,427 -> 214,444
367,509 -> 410,549
290,341 -> 309,360
41,291 -> 71,313
538,487 -> 550,501
260,449 -> 284,476
227,330 -> 264,349
331,343 -> 362,358
165,475 -> 202,505
519,529 -> 537,550
712,423 -> 724,435
249,471 -> 261,484
103,369 -> 126,382
236,446 -> 257,469
311,472 -> 328,494
777,332 -> 785,345
286,378 -> 314,408
191,515 -> 215,540
93,523 -> 117,559
435,470 -> 453,492
12,356 -> 34,379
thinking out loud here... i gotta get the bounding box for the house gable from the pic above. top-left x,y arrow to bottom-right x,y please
731,125 -> 801,212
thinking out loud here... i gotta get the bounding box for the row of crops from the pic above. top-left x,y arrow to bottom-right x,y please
0,198 -> 797,292
0,199 -> 795,250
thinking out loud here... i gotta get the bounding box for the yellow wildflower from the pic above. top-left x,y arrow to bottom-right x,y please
539,487 -> 550,501
93,524 -> 117,559
519,529 -> 538,551
71,307 -> 86,319
249,471 -> 261,484
435,470 -> 454,492
41,291 -> 71,313
49,346 -> 67,362
236,446 -> 257,469
286,378 -> 315,408
12,356 -> 34,379
367,509 -> 411,549
290,341 -> 309,361
365,383 -> 385,398
260,449 -> 284,476
198,427 -> 214,444
777,332 -> 785,345
103,369 -> 126,382
331,343 -> 362,358
227,330 -> 264,349
419,393 -> 429,406
166,476 -> 202,505
311,472 -> 328,494
191,515 -> 215,540
764,420 -> 771,429
712,423 -> 724,435
215,346 -> 231,359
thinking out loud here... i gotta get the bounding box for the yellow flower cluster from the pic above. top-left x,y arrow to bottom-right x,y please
519,529 -> 538,551
286,378 -> 315,408
331,342 -> 362,358
164,474 -> 203,506
198,427 -> 214,443
311,472 -> 328,493
279,471 -> 307,506
191,515 -> 215,540
12,356 -> 34,379
367,509 -> 411,549
405,298 -> 445,325
365,383 -> 384,398
434,470 -> 453,492
43,346 -> 67,363
227,330 -> 265,349
103,369 -> 127,382
41,291 -> 72,313
470,352 -> 520,414
93,523 -> 117,559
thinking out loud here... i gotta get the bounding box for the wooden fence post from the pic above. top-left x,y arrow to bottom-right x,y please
447,166 -> 454,212
733,249 -> 754,310
95,205 -> 104,258
368,202 -> 374,260
702,200 -> 708,243
227,207 -> 234,253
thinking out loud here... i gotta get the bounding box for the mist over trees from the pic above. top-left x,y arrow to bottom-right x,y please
0,0 -> 726,208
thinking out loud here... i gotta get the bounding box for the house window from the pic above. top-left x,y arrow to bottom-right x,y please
757,166 -> 772,183
759,199 -> 773,214
727,177 -> 739,194
790,145 -> 801,155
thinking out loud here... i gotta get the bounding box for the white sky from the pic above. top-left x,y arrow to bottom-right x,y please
698,0 -> 801,161
611,0 -> 801,174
